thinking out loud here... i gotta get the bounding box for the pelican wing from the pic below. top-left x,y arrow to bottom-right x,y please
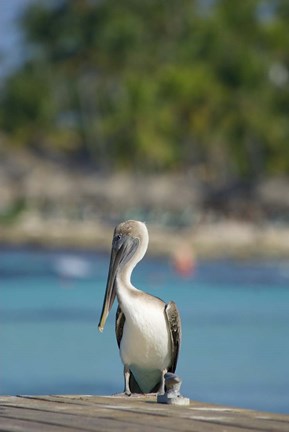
165,301 -> 182,373
115,305 -> 125,348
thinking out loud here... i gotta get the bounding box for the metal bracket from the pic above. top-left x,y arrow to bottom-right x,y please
157,373 -> 190,406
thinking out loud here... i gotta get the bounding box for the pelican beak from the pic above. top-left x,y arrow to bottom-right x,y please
98,235 -> 138,332
98,247 -> 119,332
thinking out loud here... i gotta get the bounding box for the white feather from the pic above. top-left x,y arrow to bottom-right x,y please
119,292 -> 171,393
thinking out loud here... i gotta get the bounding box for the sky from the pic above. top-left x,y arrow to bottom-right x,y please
0,0 -> 33,78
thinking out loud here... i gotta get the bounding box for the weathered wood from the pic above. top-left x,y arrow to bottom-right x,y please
0,395 -> 288,432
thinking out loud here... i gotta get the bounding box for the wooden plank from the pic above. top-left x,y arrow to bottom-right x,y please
0,395 -> 288,432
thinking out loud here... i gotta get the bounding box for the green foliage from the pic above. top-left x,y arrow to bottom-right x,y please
0,198 -> 26,225
0,0 -> 289,176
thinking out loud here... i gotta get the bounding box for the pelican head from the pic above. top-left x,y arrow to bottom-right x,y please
98,220 -> 148,332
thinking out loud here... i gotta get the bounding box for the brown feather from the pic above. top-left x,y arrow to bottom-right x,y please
165,301 -> 182,373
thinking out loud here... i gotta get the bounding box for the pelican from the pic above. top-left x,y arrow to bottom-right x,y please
98,220 -> 181,395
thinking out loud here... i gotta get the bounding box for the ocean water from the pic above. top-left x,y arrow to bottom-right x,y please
1,247 -> 289,414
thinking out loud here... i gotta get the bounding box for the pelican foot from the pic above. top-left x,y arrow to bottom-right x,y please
112,392 -> 149,398
112,392 -> 131,397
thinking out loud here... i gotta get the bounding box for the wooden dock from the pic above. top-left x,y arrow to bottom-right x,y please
0,395 -> 288,432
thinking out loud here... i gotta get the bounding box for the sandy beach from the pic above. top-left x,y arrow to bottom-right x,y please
1,148 -> 289,258
1,215 -> 289,259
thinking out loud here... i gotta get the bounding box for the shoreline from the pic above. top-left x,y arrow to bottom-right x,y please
1,149 -> 289,260
1,217 -> 289,259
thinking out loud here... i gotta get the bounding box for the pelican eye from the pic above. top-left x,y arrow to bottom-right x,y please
114,234 -> 122,242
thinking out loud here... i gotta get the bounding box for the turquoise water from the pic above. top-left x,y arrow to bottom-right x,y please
1,247 -> 289,414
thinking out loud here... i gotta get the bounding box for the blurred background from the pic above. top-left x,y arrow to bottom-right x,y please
1,0 -> 289,414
